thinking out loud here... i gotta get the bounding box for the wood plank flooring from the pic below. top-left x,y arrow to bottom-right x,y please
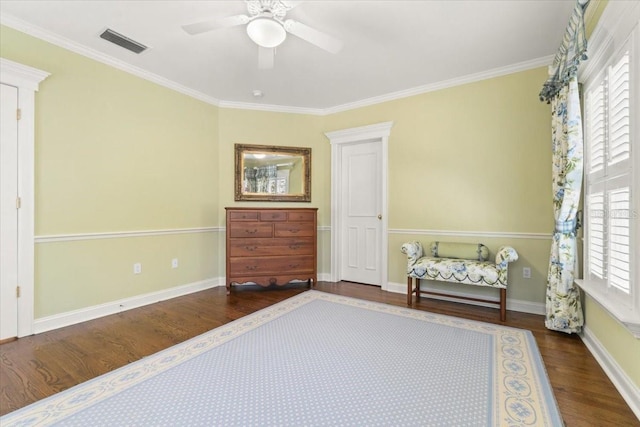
1,282 -> 638,426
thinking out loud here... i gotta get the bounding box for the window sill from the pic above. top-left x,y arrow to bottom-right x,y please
576,279 -> 640,338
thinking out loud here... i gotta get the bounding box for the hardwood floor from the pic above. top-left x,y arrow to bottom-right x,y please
1,282 -> 638,426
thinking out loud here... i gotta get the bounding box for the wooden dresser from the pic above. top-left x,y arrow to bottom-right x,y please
225,207 -> 318,294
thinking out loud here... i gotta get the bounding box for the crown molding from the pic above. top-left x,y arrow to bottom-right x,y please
0,14 -> 220,107
322,55 -> 555,115
224,55 -> 555,116
2,13 -> 553,115
218,100 -> 324,116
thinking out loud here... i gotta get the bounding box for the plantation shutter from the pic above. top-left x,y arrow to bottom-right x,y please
585,74 -> 607,283
586,81 -> 606,174
587,192 -> 605,279
608,52 -> 630,168
584,47 -> 632,295
609,187 -> 631,292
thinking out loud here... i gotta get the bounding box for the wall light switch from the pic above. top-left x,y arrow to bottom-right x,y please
133,263 -> 142,274
172,258 -> 178,269
523,267 -> 531,279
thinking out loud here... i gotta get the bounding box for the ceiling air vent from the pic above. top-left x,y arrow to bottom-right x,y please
99,29 -> 147,54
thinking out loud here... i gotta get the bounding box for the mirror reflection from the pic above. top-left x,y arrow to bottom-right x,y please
235,144 -> 311,202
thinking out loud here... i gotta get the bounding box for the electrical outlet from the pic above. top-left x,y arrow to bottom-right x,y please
523,267 -> 531,279
172,258 -> 179,269
133,263 -> 142,274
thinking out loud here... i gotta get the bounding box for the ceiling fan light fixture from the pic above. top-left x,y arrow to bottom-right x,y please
246,17 -> 286,48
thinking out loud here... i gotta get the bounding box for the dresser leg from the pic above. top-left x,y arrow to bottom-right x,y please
226,284 -> 231,295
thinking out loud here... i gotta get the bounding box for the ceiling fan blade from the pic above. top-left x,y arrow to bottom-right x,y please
283,19 -> 342,54
182,15 -> 250,35
258,47 -> 275,69
282,1 -> 303,9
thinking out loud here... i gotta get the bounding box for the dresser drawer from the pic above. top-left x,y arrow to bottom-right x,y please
229,255 -> 314,275
228,222 -> 273,238
274,222 -> 314,237
259,210 -> 287,221
288,211 -> 315,222
228,211 -> 259,221
228,237 -> 314,257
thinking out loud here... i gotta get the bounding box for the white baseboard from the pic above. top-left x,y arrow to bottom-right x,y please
33,277 -> 224,334
385,281 -> 545,315
318,272 -> 332,282
32,276 -> 544,334
581,326 -> 640,421
33,274 -> 333,335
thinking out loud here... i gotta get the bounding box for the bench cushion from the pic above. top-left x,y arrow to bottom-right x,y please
409,257 -> 505,289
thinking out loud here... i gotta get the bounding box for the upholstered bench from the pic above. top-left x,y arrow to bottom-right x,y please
401,241 -> 518,321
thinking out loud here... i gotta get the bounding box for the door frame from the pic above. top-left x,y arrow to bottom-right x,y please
325,121 -> 393,290
1,58 -> 49,337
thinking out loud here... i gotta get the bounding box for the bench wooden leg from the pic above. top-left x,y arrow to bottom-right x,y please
500,288 -> 506,321
407,277 -> 413,305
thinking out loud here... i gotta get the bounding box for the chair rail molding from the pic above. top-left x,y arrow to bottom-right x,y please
35,226 -> 223,243
390,228 -> 551,240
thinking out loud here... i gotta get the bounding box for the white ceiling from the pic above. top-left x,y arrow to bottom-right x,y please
0,0 -> 576,113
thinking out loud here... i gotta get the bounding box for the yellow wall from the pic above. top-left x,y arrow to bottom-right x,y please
1,25 -> 221,317
325,67 -> 554,304
326,70 -> 551,232
585,297 -> 640,387
585,0 -> 608,38
35,233 -> 218,315
216,108 -> 328,222
216,108 -> 330,275
1,25 -> 552,317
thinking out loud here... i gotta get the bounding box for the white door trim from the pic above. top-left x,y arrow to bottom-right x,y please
1,58 -> 49,337
325,121 -> 393,290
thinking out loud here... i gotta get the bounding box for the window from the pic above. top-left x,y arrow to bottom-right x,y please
578,1 -> 639,336
584,48 -> 632,303
576,2 -> 640,338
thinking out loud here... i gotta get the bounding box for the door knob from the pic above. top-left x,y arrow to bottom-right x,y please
378,214 -> 382,220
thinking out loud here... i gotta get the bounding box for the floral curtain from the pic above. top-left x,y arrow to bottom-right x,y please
545,77 -> 584,333
540,0 -> 589,333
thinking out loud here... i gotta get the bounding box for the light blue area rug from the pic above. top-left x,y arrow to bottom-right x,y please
1,291 -> 562,426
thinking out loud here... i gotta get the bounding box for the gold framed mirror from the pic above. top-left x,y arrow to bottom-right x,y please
234,144 -> 311,202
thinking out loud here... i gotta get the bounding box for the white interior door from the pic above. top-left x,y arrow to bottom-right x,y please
1,83 -> 19,341
339,141 -> 382,285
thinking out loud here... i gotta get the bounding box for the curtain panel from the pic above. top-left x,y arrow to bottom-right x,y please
542,0 -> 589,333
545,77 -> 584,333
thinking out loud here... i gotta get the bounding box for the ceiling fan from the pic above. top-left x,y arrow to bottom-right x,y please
182,0 -> 343,69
